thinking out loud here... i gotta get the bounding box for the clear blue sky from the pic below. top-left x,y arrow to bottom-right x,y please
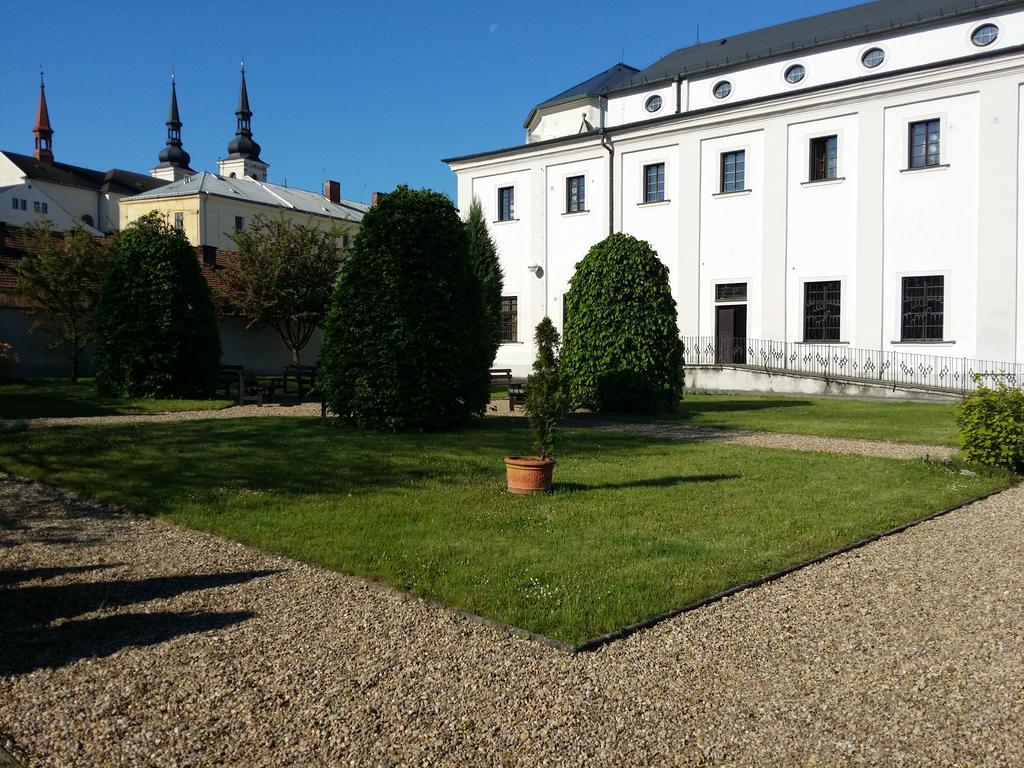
2,0 -> 855,203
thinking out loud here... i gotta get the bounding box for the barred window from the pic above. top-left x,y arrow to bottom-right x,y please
909,119 -> 941,169
234,215 -> 245,231
500,296 -> 518,343
721,150 -> 746,193
810,135 -> 838,181
498,187 -> 515,221
803,281 -> 841,342
643,163 -> 665,203
566,175 -> 586,213
174,212 -> 184,231
901,276 -> 944,341
715,283 -> 747,302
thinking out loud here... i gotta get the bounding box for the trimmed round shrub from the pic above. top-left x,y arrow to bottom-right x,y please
957,381 -> 1024,470
319,186 -> 492,430
561,233 -> 684,413
93,212 -> 221,398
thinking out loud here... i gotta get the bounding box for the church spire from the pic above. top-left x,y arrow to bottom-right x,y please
33,69 -> 54,163
219,62 -> 269,182
152,74 -> 193,181
227,62 -> 261,161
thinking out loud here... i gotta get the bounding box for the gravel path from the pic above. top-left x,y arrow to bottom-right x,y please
2,474 -> 1021,766
15,402 -> 951,461
573,417 -> 957,460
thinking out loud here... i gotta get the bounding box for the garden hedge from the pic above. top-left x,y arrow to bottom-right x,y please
93,212 -> 220,398
319,186 -> 492,430
561,233 -> 684,413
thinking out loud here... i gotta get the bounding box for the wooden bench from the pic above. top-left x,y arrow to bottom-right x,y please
489,368 -> 513,387
217,365 -> 263,406
508,382 -> 526,412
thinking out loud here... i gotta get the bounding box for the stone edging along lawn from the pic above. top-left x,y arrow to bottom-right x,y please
13,472 -> 1010,657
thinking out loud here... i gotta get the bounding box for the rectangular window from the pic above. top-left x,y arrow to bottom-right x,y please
715,283 -> 748,302
901,276 -> 944,341
20,199 -> 26,211
173,212 -> 184,231
10,198 -> 17,210
500,296 -> 518,343
643,163 -> 665,203
33,201 -> 41,213
566,175 -> 586,213
809,136 -> 838,181
721,151 -> 746,193
909,119 -> 941,169
342,234 -> 351,248
803,281 -> 842,342
234,216 -> 245,231
498,187 -> 515,221
41,202 -> 48,214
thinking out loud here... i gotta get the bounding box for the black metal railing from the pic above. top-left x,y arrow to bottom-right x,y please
681,336 -> 1022,394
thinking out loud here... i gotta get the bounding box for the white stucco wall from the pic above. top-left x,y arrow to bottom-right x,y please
449,15 -> 1024,378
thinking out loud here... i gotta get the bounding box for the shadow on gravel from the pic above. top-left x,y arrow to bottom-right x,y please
557,474 -> 741,492
0,476 -> 123,548
0,562 -> 122,587
0,569 -> 278,675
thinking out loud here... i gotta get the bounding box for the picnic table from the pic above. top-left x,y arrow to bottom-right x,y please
217,365 -> 263,405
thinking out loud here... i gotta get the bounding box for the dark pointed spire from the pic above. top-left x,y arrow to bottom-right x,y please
33,68 -> 54,163
227,62 -> 261,160
158,74 -> 191,170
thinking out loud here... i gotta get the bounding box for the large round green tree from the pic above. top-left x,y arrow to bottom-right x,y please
319,186 -> 492,430
561,233 -> 684,413
93,212 -> 221,398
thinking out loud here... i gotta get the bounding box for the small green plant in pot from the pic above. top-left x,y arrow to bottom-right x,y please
506,318 -> 566,494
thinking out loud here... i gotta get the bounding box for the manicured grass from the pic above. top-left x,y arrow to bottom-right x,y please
0,417 -> 1005,644
638,393 -> 963,446
0,379 -> 233,420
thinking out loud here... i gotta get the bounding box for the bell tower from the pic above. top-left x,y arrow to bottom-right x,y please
33,70 -> 54,163
152,75 -> 195,181
217,63 -> 269,181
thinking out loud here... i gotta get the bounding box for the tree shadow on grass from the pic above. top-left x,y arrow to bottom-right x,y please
0,568 -> 278,675
555,474 -> 741,492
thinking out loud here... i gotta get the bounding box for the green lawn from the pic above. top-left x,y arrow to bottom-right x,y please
642,393 -> 963,446
0,379 -> 233,420
0,417 -> 1005,645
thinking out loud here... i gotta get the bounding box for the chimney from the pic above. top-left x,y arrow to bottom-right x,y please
201,245 -> 217,266
371,191 -> 387,206
324,179 -> 341,204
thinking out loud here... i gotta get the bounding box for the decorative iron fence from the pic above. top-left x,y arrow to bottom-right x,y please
681,336 -> 1024,394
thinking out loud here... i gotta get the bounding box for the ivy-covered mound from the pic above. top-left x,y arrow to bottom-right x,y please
319,186 -> 492,430
561,233 -> 684,413
93,212 -> 221,398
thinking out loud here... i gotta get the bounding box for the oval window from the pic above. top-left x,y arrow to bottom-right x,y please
712,80 -> 733,99
645,94 -> 663,113
861,47 -> 885,69
971,23 -> 999,47
784,64 -> 806,84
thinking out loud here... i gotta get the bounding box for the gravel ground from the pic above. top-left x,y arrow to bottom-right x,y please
2,473 -> 1022,766
17,402 -> 951,461
573,417 -> 957,461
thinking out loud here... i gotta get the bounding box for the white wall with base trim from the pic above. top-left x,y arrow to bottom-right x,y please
685,364 -> 963,403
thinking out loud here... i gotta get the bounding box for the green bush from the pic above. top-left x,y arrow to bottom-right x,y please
93,212 -> 221,398
957,381 -> 1024,471
561,233 -> 684,413
319,186 -> 492,430
525,318 -> 567,458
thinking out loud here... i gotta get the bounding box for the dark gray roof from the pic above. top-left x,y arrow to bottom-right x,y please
524,63 -> 639,128
526,0 -> 1024,124
619,0 -> 1024,89
2,150 -> 167,195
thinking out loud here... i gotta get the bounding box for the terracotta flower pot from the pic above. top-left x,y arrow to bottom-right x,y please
505,456 -> 555,495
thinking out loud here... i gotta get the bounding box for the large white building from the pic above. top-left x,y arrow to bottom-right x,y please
445,0 -> 1024,388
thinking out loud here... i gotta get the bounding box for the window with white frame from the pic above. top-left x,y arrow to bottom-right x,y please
643,163 -> 665,203
901,275 -> 944,341
721,150 -> 746,193
498,186 -> 515,221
